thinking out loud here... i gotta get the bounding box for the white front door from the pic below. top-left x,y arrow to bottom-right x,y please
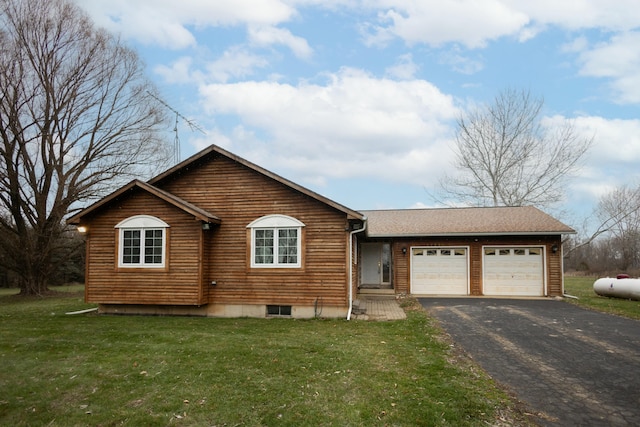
360,243 -> 391,287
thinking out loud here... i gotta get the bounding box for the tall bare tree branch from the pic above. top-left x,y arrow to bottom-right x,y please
0,0 -> 172,295
438,88 -> 592,209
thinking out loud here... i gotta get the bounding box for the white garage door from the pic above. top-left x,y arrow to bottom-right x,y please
411,247 -> 468,295
483,247 -> 544,296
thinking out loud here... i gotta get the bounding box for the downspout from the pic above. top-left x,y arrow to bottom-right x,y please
347,217 -> 367,320
560,239 -> 579,299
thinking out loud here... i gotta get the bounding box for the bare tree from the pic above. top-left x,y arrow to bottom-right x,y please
0,0 -> 172,295
564,184 -> 640,274
441,88 -> 592,208
595,185 -> 640,270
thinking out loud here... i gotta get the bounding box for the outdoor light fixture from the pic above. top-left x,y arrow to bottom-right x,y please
77,226 -> 87,233
402,247 -> 407,255
551,244 -> 559,254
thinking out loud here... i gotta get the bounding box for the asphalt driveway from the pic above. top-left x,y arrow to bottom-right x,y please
419,298 -> 640,426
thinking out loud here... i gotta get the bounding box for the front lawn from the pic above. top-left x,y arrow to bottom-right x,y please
564,276 -> 640,320
0,291 -> 530,426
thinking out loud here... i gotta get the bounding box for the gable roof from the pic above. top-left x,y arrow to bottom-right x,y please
362,206 -> 575,237
149,144 -> 365,221
67,180 -> 221,225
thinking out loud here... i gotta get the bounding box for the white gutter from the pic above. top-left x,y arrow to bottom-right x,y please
366,231 -> 572,238
347,218 -> 367,320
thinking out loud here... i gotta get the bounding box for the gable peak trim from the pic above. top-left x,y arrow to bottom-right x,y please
246,214 -> 306,228
115,215 -> 170,229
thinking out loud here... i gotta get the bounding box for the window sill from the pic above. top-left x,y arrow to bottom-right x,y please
247,266 -> 305,274
116,266 -> 169,273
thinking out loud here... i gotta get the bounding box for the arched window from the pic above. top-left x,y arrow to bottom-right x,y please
247,215 -> 305,268
115,215 -> 169,268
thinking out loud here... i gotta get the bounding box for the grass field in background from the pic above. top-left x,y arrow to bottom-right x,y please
0,284 -> 85,297
564,276 -> 640,320
0,290 -> 527,426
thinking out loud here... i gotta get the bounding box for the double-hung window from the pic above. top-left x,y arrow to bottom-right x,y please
248,215 -> 304,268
116,215 -> 169,268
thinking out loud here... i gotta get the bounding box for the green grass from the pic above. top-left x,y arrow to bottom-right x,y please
564,276 -> 640,320
0,291 -> 529,426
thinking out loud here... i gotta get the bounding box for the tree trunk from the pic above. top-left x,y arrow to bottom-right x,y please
16,239 -> 52,295
19,276 -> 49,296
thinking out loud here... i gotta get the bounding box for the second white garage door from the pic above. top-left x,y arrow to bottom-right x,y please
411,247 -> 468,295
483,247 -> 544,296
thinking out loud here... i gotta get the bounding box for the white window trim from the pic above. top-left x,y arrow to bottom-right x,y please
247,215 -> 305,268
115,215 -> 169,269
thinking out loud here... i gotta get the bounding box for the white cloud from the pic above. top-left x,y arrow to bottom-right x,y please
206,47 -> 270,83
154,48 -> 271,85
438,48 -> 484,75
356,0 -> 640,110
77,0 -> 640,101
75,0 -> 295,49
362,1 -> 529,48
561,36 -> 589,54
191,128 -> 232,152
155,57 -> 202,84
385,53 -> 419,80
577,31 -> 640,104
513,0 -> 640,32
543,115 -> 640,205
516,23 -> 546,42
78,0 -> 640,53
248,26 -> 313,59
360,1 -> 640,49
574,116 -> 640,166
542,114 -> 640,170
198,68 -> 458,186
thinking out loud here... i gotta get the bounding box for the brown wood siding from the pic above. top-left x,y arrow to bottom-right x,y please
392,242 -> 409,294
381,235 -> 563,297
158,154 -> 350,308
547,242 -> 564,296
84,191 -> 204,305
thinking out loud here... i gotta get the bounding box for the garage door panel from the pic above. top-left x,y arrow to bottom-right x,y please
484,247 -> 544,296
411,248 -> 468,295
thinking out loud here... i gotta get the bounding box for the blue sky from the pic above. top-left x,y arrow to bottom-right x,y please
76,1 -> 640,229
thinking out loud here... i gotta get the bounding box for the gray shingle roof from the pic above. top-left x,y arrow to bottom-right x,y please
361,206 -> 575,237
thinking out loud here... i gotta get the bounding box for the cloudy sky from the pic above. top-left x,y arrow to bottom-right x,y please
75,0 -> 640,228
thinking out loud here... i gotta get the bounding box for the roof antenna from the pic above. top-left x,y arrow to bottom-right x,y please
147,91 -> 206,164
173,112 -> 180,163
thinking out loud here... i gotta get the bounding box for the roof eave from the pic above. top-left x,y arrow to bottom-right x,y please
366,230 -> 576,238
137,181 -> 221,224
67,180 -> 221,225
67,180 -> 140,225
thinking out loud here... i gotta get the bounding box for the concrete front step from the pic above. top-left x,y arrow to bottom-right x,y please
351,299 -> 367,315
351,296 -> 407,321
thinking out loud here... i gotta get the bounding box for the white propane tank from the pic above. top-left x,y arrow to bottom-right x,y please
593,275 -> 640,300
